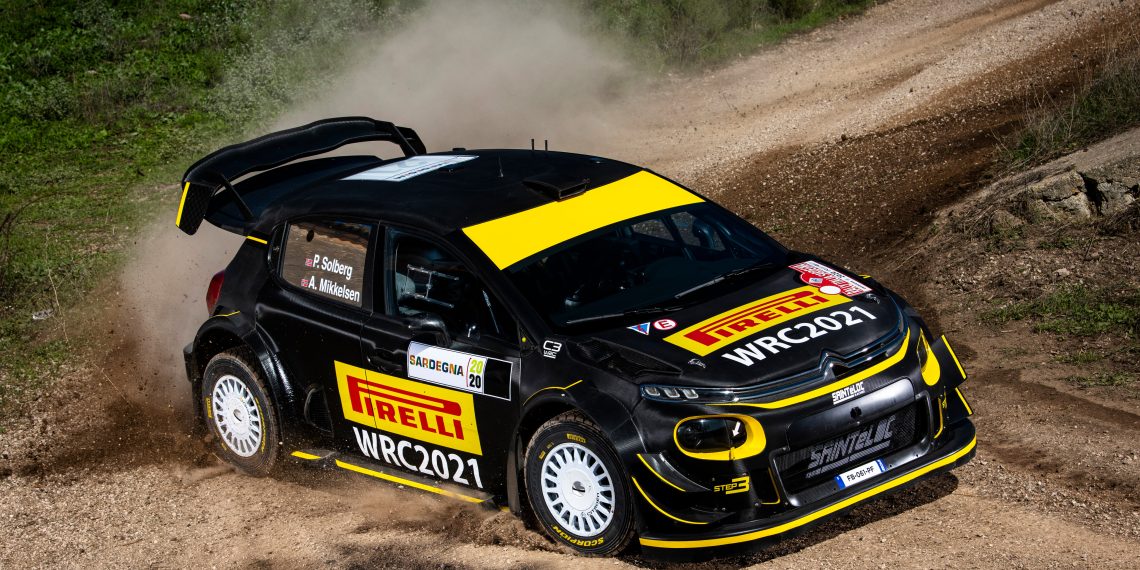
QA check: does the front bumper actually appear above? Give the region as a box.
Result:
[638,419,975,554]
[627,327,976,556]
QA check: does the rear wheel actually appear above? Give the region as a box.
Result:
[201,349,280,475]
[523,411,635,556]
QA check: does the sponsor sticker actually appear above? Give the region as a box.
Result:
[343,155,477,182]
[831,381,866,405]
[719,305,878,367]
[336,361,482,455]
[713,475,751,495]
[352,426,485,489]
[653,319,677,331]
[664,286,851,356]
[542,340,563,359]
[789,261,871,297]
[807,413,895,477]
[835,459,887,489]
[628,322,651,335]
[407,342,511,398]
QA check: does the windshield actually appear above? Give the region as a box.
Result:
[505,204,787,330]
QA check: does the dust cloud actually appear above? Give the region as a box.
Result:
[274,0,635,154]
[121,0,640,414]
[118,221,240,410]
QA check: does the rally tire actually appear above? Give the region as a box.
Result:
[524,411,635,556]
[201,349,280,476]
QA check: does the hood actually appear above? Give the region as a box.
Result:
[575,261,903,389]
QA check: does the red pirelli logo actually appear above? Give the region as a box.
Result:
[336,361,481,455]
[664,286,851,356]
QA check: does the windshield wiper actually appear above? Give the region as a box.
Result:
[672,262,774,300]
[563,305,683,326]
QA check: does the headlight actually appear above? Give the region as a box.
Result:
[673,415,765,460]
[676,417,747,451]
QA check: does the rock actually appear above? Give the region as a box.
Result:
[1054,268,1071,278]
[1053,192,1093,218]
[1082,157,1140,189]
[1093,181,1136,215]
[1028,171,1085,201]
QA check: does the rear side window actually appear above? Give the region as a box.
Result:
[280,220,372,308]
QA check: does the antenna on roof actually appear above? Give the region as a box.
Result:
[544,139,548,152]
[530,138,535,151]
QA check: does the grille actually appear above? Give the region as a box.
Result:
[775,405,919,494]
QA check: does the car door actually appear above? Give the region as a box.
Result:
[257,217,377,452]
[352,228,521,495]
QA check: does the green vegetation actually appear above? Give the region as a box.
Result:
[585,0,875,68]
[1055,350,1103,365]
[0,0,417,413]
[984,285,1140,337]
[1066,372,1136,390]
[1005,32,1140,167]
[0,0,883,416]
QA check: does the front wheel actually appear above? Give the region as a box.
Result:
[523,411,635,556]
[201,349,280,475]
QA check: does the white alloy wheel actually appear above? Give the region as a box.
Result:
[211,374,263,458]
[540,442,616,537]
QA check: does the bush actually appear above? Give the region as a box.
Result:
[1005,31,1140,167]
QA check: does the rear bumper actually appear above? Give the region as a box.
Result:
[638,418,975,555]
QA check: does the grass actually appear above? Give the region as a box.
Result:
[584,0,876,69]
[1004,30,1140,167]
[1055,350,1103,365]
[983,285,1140,337]
[0,0,417,415]
[1066,372,1136,390]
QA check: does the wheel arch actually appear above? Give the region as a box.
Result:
[188,317,300,436]
[509,383,644,518]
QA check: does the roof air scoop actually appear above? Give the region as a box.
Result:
[522,172,590,201]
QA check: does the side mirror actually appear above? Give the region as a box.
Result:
[409,313,451,347]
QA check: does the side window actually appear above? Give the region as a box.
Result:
[390,233,515,343]
[280,220,371,308]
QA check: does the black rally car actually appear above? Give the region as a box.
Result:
[177,117,975,557]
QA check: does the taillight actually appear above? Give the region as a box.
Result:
[206,271,225,315]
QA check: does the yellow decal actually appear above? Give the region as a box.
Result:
[566,433,586,443]
[632,477,707,525]
[715,330,911,410]
[246,235,268,244]
[175,181,190,226]
[665,286,851,356]
[640,436,977,549]
[673,414,766,461]
[335,459,484,503]
[463,171,703,269]
[921,333,940,386]
[335,361,482,455]
[551,525,604,547]
[713,475,751,495]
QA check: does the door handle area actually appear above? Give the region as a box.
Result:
[366,347,406,373]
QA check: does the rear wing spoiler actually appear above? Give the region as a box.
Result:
[175,117,426,235]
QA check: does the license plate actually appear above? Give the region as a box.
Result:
[834,458,887,489]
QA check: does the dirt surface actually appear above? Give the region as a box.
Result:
[4,0,1140,568]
